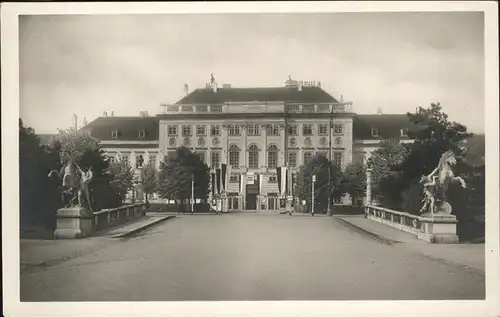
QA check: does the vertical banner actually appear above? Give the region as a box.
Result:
[285,169,289,196]
[280,166,287,196]
[211,172,216,198]
[221,163,227,192]
[239,174,244,192]
[276,166,282,194]
[216,168,222,194]
[258,174,262,193]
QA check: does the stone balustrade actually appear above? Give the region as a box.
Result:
[365,205,459,244]
[54,203,147,239]
[93,203,147,231]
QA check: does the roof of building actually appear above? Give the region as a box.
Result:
[175,86,339,104]
[81,116,159,141]
[353,114,416,140]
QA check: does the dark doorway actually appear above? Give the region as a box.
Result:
[246,194,257,210]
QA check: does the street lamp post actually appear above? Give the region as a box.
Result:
[312,174,316,216]
[191,173,194,215]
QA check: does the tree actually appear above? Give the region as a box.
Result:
[369,139,410,208]
[156,147,210,202]
[19,119,59,229]
[142,163,158,203]
[108,159,134,204]
[341,162,366,205]
[46,128,118,211]
[294,154,343,213]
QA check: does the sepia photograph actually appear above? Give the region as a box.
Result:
[2,2,499,317]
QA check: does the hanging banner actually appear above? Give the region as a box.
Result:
[280,166,287,196]
[276,166,282,194]
[221,163,227,192]
[285,168,289,196]
[211,173,216,197]
[239,174,244,192]
[216,168,222,194]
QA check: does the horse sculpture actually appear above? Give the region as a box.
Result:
[420,150,466,215]
[48,155,93,212]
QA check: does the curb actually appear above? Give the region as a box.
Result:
[334,216,399,245]
[110,216,176,239]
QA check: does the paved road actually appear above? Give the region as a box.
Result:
[20,213,485,301]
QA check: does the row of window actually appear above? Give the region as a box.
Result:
[111,129,147,139]
[167,123,345,137]
[169,147,343,169]
[107,153,157,167]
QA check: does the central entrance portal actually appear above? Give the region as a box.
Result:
[245,174,259,210]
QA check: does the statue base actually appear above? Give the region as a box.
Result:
[417,212,459,244]
[54,207,93,239]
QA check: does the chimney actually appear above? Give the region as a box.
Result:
[111,111,114,117]
[103,111,108,117]
[184,84,189,96]
[377,107,383,115]
[72,114,78,131]
[340,94,344,103]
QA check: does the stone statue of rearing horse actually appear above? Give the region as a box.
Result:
[48,156,93,212]
[420,150,466,216]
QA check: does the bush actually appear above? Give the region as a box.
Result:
[401,180,423,215]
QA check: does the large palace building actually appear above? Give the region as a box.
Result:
[82,77,414,210]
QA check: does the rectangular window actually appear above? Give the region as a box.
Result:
[267,124,280,136]
[302,104,315,112]
[228,125,241,136]
[318,104,330,112]
[210,105,222,112]
[149,155,156,167]
[167,126,177,136]
[111,130,118,139]
[333,152,343,166]
[211,151,221,168]
[196,125,206,136]
[247,124,260,136]
[288,152,297,168]
[371,127,379,137]
[121,155,130,166]
[333,123,344,135]
[196,105,208,112]
[288,125,298,136]
[288,104,300,112]
[210,125,221,136]
[303,151,313,165]
[229,174,239,183]
[229,150,239,168]
[138,129,146,139]
[269,175,277,183]
[167,105,179,112]
[181,105,193,112]
[248,151,259,169]
[268,151,278,169]
[182,125,192,137]
[318,124,328,136]
[302,124,313,136]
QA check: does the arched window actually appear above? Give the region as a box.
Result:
[248,144,259,169]
[267,144,279,169]
[229,144,240,168]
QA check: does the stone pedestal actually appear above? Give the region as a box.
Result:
[54,207,93,239]
[417,212,459,244]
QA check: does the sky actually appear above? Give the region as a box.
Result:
[19,12,485,134]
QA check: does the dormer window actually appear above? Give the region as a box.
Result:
[371,128,379,137]
[111,130,118,139]
[401,128,408,137]
[139,129,146,139]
